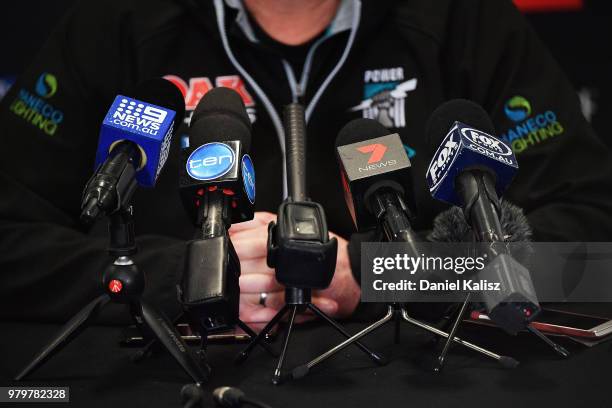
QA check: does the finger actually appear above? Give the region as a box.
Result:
[240,274,283,293]
[229,211,276,234]
[242,291,286,310]
[239,306,281,331]
[231,231,270,260]
[239,258,275,276]
[310,297,339,317]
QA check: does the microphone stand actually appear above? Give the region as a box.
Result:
[136,189,277,370]
[235,104,386,384]
[15,205,209,384]
[432,171,569,368]
[290,191,519,380]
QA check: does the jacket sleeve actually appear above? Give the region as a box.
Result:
[442,0,612,241]
[0,2,185,323]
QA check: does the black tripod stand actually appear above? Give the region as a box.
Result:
[434,292,570,371]
[236,286,385,384]
[290,302,518,380]
[15,207,209,384]
[290,189,521,379]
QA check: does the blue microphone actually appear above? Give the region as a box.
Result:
[425,99,539,334]
[426,106,518,208]
[94,78,185,187]
[81,78,185,223]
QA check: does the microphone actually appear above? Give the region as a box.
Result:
[179,87,255,227]
[181,383,206,408]
[212,386,273,408]
[267,103,337,289]
[335,118,419,250]
[425,99,539,334]
[178,87,255,329]
[81,78,185,223]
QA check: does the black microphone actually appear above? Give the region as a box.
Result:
[81,78,185,224]
[425,99,540,334]
[267,104,337,289]
[335,118,419,251]
[178,87,255,330]
[213,387,273,408]
[181,383,206,408]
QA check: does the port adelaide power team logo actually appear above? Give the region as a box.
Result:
[351,67,417,129]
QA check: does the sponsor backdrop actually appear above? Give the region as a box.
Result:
[0,1,610,146]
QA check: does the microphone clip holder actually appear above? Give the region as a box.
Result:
[268,200,337,290]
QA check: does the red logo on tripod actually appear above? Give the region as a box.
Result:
[357,144,387,163]
[108,279,123,293]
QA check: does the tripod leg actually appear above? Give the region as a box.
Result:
[433,293,471,372]
[235,305,289,364]
[292,305,394,380]
[307,303,386,365]
[394,308,401,344]
[138,301,210,384]
[15,294,111,381]
[527,325,570,358]
[401,309,519,368]
[236,320,278,357]
[272,305,298,385]
[133,311,185,362]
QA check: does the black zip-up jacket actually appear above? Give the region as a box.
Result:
[1,0,611,322]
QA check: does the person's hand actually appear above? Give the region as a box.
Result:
[314,232,361,318]
[230,212,360,329]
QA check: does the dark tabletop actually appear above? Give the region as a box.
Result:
[1,317,610,408]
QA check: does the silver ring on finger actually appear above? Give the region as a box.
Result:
[259,292,268,307]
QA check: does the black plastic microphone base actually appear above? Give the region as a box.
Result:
[291,303,517,380]
[235,288,386,385]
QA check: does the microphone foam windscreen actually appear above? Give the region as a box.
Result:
[425,99,496,159]
[428,201,533,243]
[132,77,186,124]
[189,87,252,151]
[336,118,390,147]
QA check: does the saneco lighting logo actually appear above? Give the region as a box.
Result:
[461,128,513,156]
[35,73,58,99]
[504,96,532,122]
[187,142,235,181]
[426,126,460,188]
[111,98,168,135]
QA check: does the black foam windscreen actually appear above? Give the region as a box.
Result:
[427,200,533,243]
[335,118,390,147]
[425,99,496,159]
[189,87,252,151]
[131,77,186,125]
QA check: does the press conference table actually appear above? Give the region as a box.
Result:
[1,319,610,408]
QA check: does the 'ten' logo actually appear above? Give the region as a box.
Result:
[357,143,387,164]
